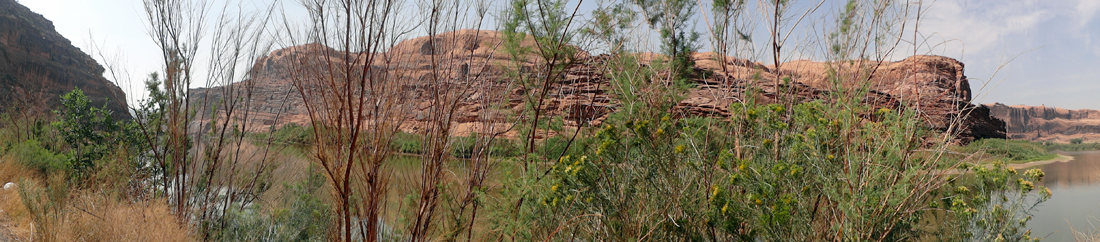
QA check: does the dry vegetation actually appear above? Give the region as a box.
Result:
[0,0,1062,241]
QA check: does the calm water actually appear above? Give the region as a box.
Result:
[1029,151,1100,241]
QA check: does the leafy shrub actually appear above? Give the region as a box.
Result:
[217,169,331,241]
[8,139,68,175]
[511,99,1049,241]
[452,134,521,158]
[255,123,314,146]
[52,88,125,178]
[391,132,423,154]
[1043,141,1100,151]
[960,139,1058,163]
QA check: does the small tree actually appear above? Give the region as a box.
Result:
[636,0,700,80]
[52,87,123,179]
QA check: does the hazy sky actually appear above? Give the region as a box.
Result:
[19,0,1100,109]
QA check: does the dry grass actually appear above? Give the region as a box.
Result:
[0,161,36,240]
[54,195,193,242]
[0,156,193,241]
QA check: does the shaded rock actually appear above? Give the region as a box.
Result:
[0,0,128,118]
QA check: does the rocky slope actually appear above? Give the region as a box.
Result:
[987,103,1100,143]
[0,0,128,118]
[193,29,1005,144]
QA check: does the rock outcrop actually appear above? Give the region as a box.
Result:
[0,0,128,118]
[194,30,1004,144]
[987,103,1100,143]
[682,53,1005,144]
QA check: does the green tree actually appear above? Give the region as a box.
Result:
[637,0,699,80]
[52,87,124,178]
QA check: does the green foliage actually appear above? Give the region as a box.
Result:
[507,96,1049,240]
[499,0,578,63]
[452,134,521,158]
[581,0,636,54]
[8,139,69,174]
[216,167,332,241]
[1071,138,1085,144]
[52,87,128,179]
[254,123,314,146]
[636,0,700,80]
[959,139,1058,164]
[391,132,423,154]
[934,162,1049,241]
[1042,141,1100,151]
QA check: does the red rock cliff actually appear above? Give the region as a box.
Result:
[193,30,1005,144]
[987,103,1100,143]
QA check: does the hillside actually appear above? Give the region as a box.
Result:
[0,0,128,118]
[191,29,1005,144]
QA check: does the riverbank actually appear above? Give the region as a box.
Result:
[1006,154,1075,169]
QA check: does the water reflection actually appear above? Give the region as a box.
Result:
[1038,151,1100,188]
[1029,151,1100,241]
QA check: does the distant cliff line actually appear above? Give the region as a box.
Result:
[988,103,1100,143]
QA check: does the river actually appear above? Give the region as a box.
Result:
[1028,151,1100,241]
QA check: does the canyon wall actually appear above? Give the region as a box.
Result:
[0,0,128,118]
[988,103,1100,143]
[192,30,1005,144]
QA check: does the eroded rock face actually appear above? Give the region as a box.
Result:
[681,53,1004,144]
[194,30,1004,144]
[0,0,128,118]
[987,103,1100,143]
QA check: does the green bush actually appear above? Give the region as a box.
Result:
[216,168,331,241]
[451,134,521,158]
[959,139,1058,164]
[1044,141,1100,151]
[8,139,69,175]
[52,88,125,178]
[505,98,1048,241]
[254,123,313,146]
[391,132,423,154]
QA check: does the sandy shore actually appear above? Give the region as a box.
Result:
[1007,154,1075,170]
[939,154,1075,175]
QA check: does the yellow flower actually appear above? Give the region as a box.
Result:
[551,184,560,192]
[755,199,762,205]
[826,154,835,160]
[721,202,730,214]
[1017,179,1034,191]
[955,186,970,193]
[675,145,686,154]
